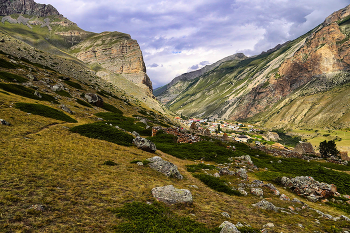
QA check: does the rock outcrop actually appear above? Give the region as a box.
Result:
[133,136,157,152]
[0,0,61,17]
[147,156,183,179]
[151,185,193,204]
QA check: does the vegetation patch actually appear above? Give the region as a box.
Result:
[103,160,118,166]
[186,164,217,173]
[15,103,77,123]
[0,58,17,69]
[193,174,242,196]
[112,202,220,233]
[101,103,123,114]
[0,83,58,103]
[64,80,83,90]
[70,122,134,146]
[76,99,92,108]
[0,71,28,83]
[55,90,72,98]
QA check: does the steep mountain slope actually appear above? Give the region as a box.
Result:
[155,53,247,104]
[164,5,350,129]
[0,0,159,111]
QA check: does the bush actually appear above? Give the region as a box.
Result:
[0,71,28,83]
[15,103,77,123]
[193,174,241,196]
[101,103,123,114]
[103,160,118,166]
[0,83,58,103]
[112,202,220,233]
[0,58,17,69]
[76,99,92,108]
[69,122,134,146]
[64,80,83,89]
[319,140,339,158]
[56,90,72,98]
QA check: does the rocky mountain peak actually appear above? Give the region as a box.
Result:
[0,0,61,17]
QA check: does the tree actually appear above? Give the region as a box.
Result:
[319,140,339,158]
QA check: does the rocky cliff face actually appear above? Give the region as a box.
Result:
[70,31,153,93]
[165,4,350,129]
[0,0,61,17]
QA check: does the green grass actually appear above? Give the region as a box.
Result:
[193,174,242,196]
[112,202,220,233]
[101,103,123,114]
[15,103,77,123]
[0,71,28,83]
[69,122,134,146]
[0,58,17,69]
[186,164,217,173]
[55,90,72,98]
[0,83,58,103]
[64,80,83,90]
[76,99,92,108]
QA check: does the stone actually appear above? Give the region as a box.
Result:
[147,156,183,179]
[279,194,290,201]
[151,185,192,204]
[132,131,140,137]
[27,73,37,81]
[84,93,104,107]
[34,90,42,98]
[0,119,10,126]
[263,183,280,196]
[60,105,73,114]
[252,199,279,212]
[236,168,248,179]
[251,188,264,197]
[29,204,45,212]
[263,223,274,228]
[340,215,350,221]
[136,162,143,166]
[214,173,220,178]
[219,221,241,233]
[291,198,303,204]
[133,136,157,153]
[251,180,264,187]
[219,167,235,176]
[51,83,64,92]
[221,212,230,218]
[238,188,248,196]
[188,185,198,189]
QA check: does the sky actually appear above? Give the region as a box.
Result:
[37,0,350,89]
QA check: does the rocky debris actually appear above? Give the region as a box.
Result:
[294,142,315,155]
[237,155,253,164]
[263,223,274,228]
[279,194,290,201]
[281,176,337,201]
[51,83,64,92]
[146,156,183,179]
[136,162,143,166]
[151,185,192,204]
[84,93,103,107]
[219,167,235,176]
[132,131,140,137]
[60,105,73,114]
[238,188,248,196]
[34,90,42,98]
[214,173,220,178]
[327,155,349,166]
[252,199,280,212]
[221,212,230,218]
[236,168,248,179]
[292,198,303,204]
[0,119,11,126]
[28,204,45,212]
[251,188,264,197]
[262,183,280,196]
[152,127,203,144]
[219,221,241,233]
[0,0,61,17]
[250,180,264,187]
[133,136,157,153]
[314,209,333,219]
[27,73,37,81]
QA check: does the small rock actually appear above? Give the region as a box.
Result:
[340,215,350,221]
[29,204,45,212]
[60,105,73,114]
[214,173,220,178]
[298,223,303,228]
[34,90,42,98]
[219,221,240,233]
[151,185,192,204]
[221,212,230,218]
[219,167,235,176]
[0,119,10,126]
[132,131,140,137]
[279,194,290,201]
[291,198,303,204]
[263,222,274,228]
[277,160,282,163]
[236,168,248,179]
[188,185,198,189]
[147,156,183,179]
[136,162,143,166]
[252,199,279,212]
[251,188,264,197]
[27,73,37,81]
[238,188,248,196]
[235,222,244,228]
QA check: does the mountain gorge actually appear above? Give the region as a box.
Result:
[156,5,350,129]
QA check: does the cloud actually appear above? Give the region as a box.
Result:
[148,63,159,68]
[190,64,199,70]
[37,0,350,88]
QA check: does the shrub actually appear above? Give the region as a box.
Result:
[319,140,339,158]
[56,90,72,98]
[112,202,219,233]
[64,80,83,90]
[15,103,77,123]
[0,83,58,103]
[0,71,28,83]
[76,99,92,108]
[69,122,134,146]
[101,103,123,114]
[193,174,241,196]
[103,160,118,166]
[0,58,17,69]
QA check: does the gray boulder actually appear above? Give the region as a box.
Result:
[0,119,10,126]
[147,156,183,179]
[219,167,235,176]
[251,188,264,197]
[132,131,140,137]
[151,185,192,204]
[236,168,248,179]
[51,83,64,92]
[60,105,73,114]
[219,221,241,233]
[85,93,104,107]
[27,73,37,81]
[133,136,157,153]
[252,200,280,212]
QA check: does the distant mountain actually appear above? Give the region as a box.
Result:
[159,4,350,129]
[155,53,247,104]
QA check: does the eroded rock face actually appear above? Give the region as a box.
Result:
[0,0,61,17]
[219,221,241,233]
[151,185,192,204]
[70,32,153,93]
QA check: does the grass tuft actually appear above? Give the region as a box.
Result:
[103,160,118,166]
[193,174,242,196]
[0,71,28,83]
[64,80,83,90]
[101,103,123,114]
[76,99,92,108]
[15,103,77,123]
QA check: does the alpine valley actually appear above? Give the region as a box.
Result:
[2,1,350,233]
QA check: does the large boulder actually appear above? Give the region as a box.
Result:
[219,221,241,233]
[84,93,104,107]
[252,200,280,212]
[151,185,192,204]
[133,136,157,152]
[147,156,183,179]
